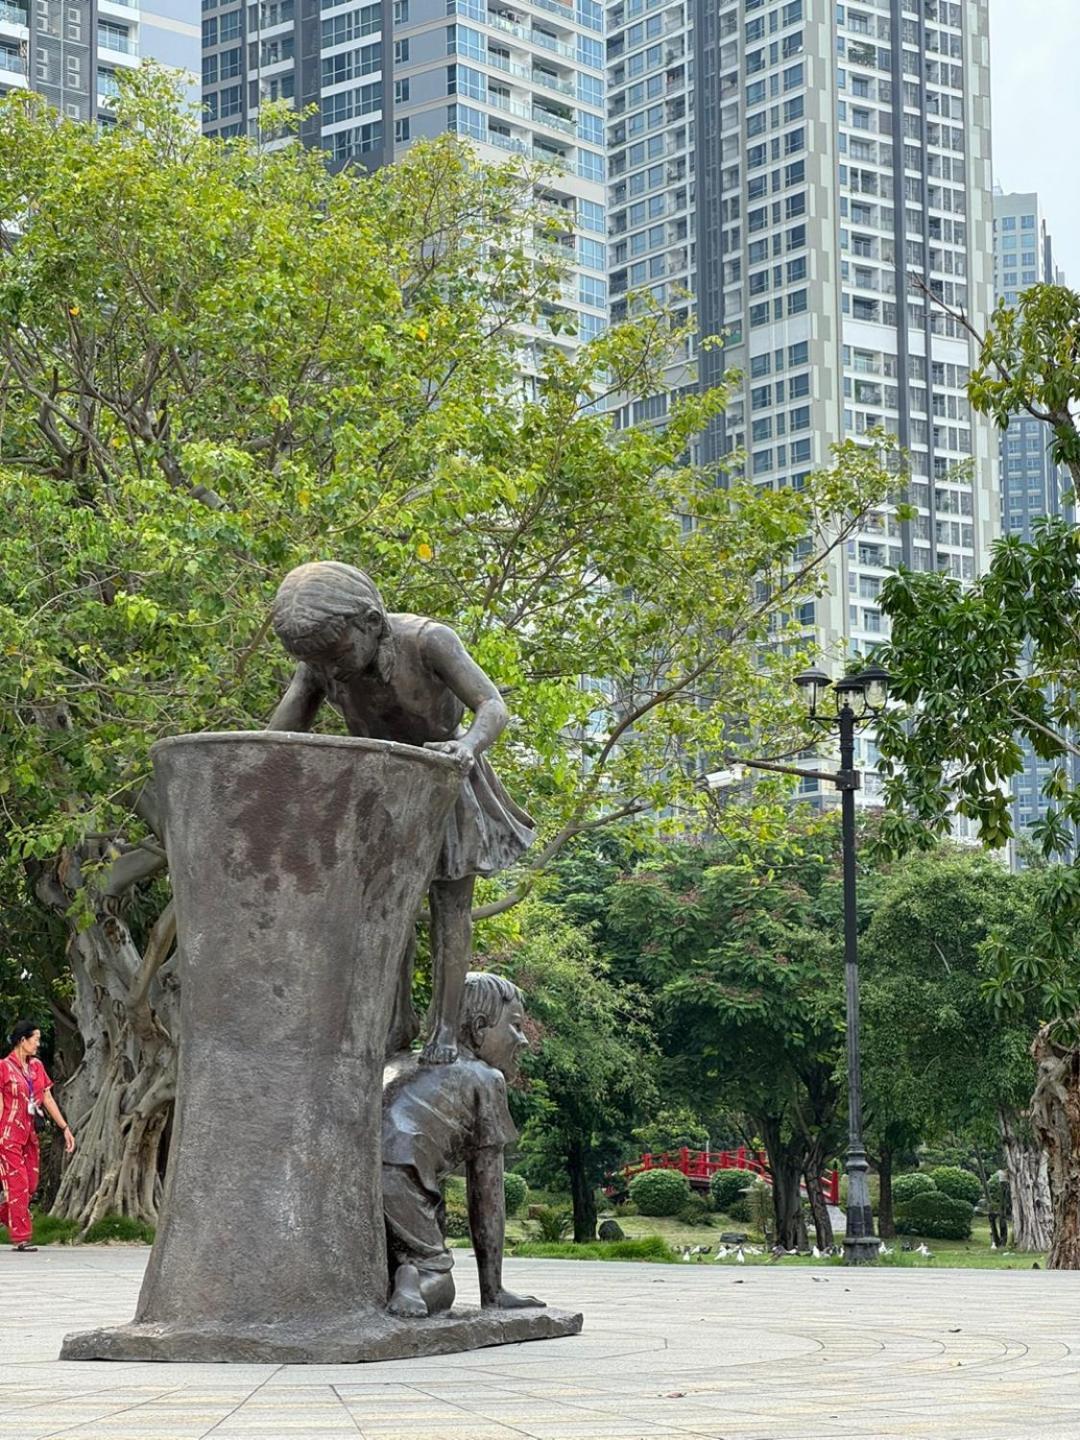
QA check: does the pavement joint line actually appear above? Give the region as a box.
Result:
[32,1385,189,1440]
[197,1366,284,1440]
[329,1384,367,1439]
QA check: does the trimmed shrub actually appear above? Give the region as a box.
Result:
[503,1172,529,1216]
[894,1190,973,1240]
[709,1169,752,1214]
[629,1167,691,1216]
[892,1172,937,1206]
[928,1166,982,1207]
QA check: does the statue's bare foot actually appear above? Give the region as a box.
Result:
[419,1029,458,1066]
[388,1264,428,1318]
[485,1288,545,1310]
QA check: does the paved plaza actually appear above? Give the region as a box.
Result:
[1,1247,1078,1440]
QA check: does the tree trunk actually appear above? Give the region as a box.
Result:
[566,1139,597,1243]
[997,1107,1051,1252]
[876,1146,895,1240]
[802,1148,834,1249]
[1031,1027,1080,1268]
[760,1118,807,1250]
[34,849,178,1230]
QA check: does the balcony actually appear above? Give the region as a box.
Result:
[533,105,574,136]
[0,1,28,26]
[98,29,137,54]
[0,47,26,73]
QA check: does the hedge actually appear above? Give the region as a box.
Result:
[629,1168,691,1216]
[891,1172,937,1206]
[894,1190,973,1240]
[709,1170,753,1213]
[928,1166,982,1207]
[504,1172,529,1216]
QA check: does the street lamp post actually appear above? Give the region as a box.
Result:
[793,662,889,1267]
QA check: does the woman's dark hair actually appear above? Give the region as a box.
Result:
[8,1020,40,1049]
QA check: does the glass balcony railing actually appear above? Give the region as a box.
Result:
[98,29,137,54]
[0,2,28,26]
[0,47,27,72]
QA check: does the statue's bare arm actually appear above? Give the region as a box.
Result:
[422,624,509,767]
[266,663,325,733]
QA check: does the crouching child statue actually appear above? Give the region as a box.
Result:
[382,972,543,1318]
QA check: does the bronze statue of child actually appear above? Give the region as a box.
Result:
[382,971,542,1317]
[268,561,535,1064]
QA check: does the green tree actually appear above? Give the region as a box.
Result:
[602,824,848,1249]
[875,281,1080,1266]
[0,74,892,1227]
[631,1107,709,1157]
[491,908,657,1242]
[861,849,1050,1249]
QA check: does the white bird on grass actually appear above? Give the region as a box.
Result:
[916,1243,932,1257]
[736,1246,746,1264]
[878,1242,893,1256]
[812,1245,822,1259]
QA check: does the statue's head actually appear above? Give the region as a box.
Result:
[271,561,396,683]
[459,972,528,1079]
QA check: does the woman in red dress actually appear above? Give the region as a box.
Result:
[0,1022,75,1251]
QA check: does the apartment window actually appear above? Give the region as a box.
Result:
[395,117,410,142]
[220,45,242,77]
[394,37,408,62]
[393,0,407,18]
[220,84,242,117]
[219,8,241,40]
[448,102,485,140]
[447,24,484,60]
[395,77,410,103]
[201,16,217,44]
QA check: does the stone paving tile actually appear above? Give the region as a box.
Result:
[4,1249,1080,1439]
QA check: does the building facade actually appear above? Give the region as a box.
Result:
[0,0,199,116]
[606,0,999,800]
[992,188,1075,852]
[200,0,608,349]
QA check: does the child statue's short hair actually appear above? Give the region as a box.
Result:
[271,561,396,682]
[459,972,522,1042]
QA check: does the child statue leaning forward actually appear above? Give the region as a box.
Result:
[268,561,535,1065]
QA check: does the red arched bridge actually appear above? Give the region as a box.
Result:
[621,1147,840,1206]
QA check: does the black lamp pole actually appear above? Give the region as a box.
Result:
[787,663,888,1266]
[834,693,878,1265]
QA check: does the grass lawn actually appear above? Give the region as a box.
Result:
[501,1211,1046,1270]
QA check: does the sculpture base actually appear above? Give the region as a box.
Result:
[60,1306,583,1365]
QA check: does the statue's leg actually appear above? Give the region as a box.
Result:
[385,926,420,1058]
[420,874,475,1066]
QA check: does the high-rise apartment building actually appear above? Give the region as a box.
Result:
[608,0,999,799]
[992,188,1075,850]
[0,0,199,117]
[200,0,608,349]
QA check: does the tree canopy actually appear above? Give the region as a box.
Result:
[0,71,894,1225]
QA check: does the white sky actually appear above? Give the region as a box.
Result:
[989,0,1080,281]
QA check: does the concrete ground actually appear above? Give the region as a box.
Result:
[2,1247,1078,1440]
